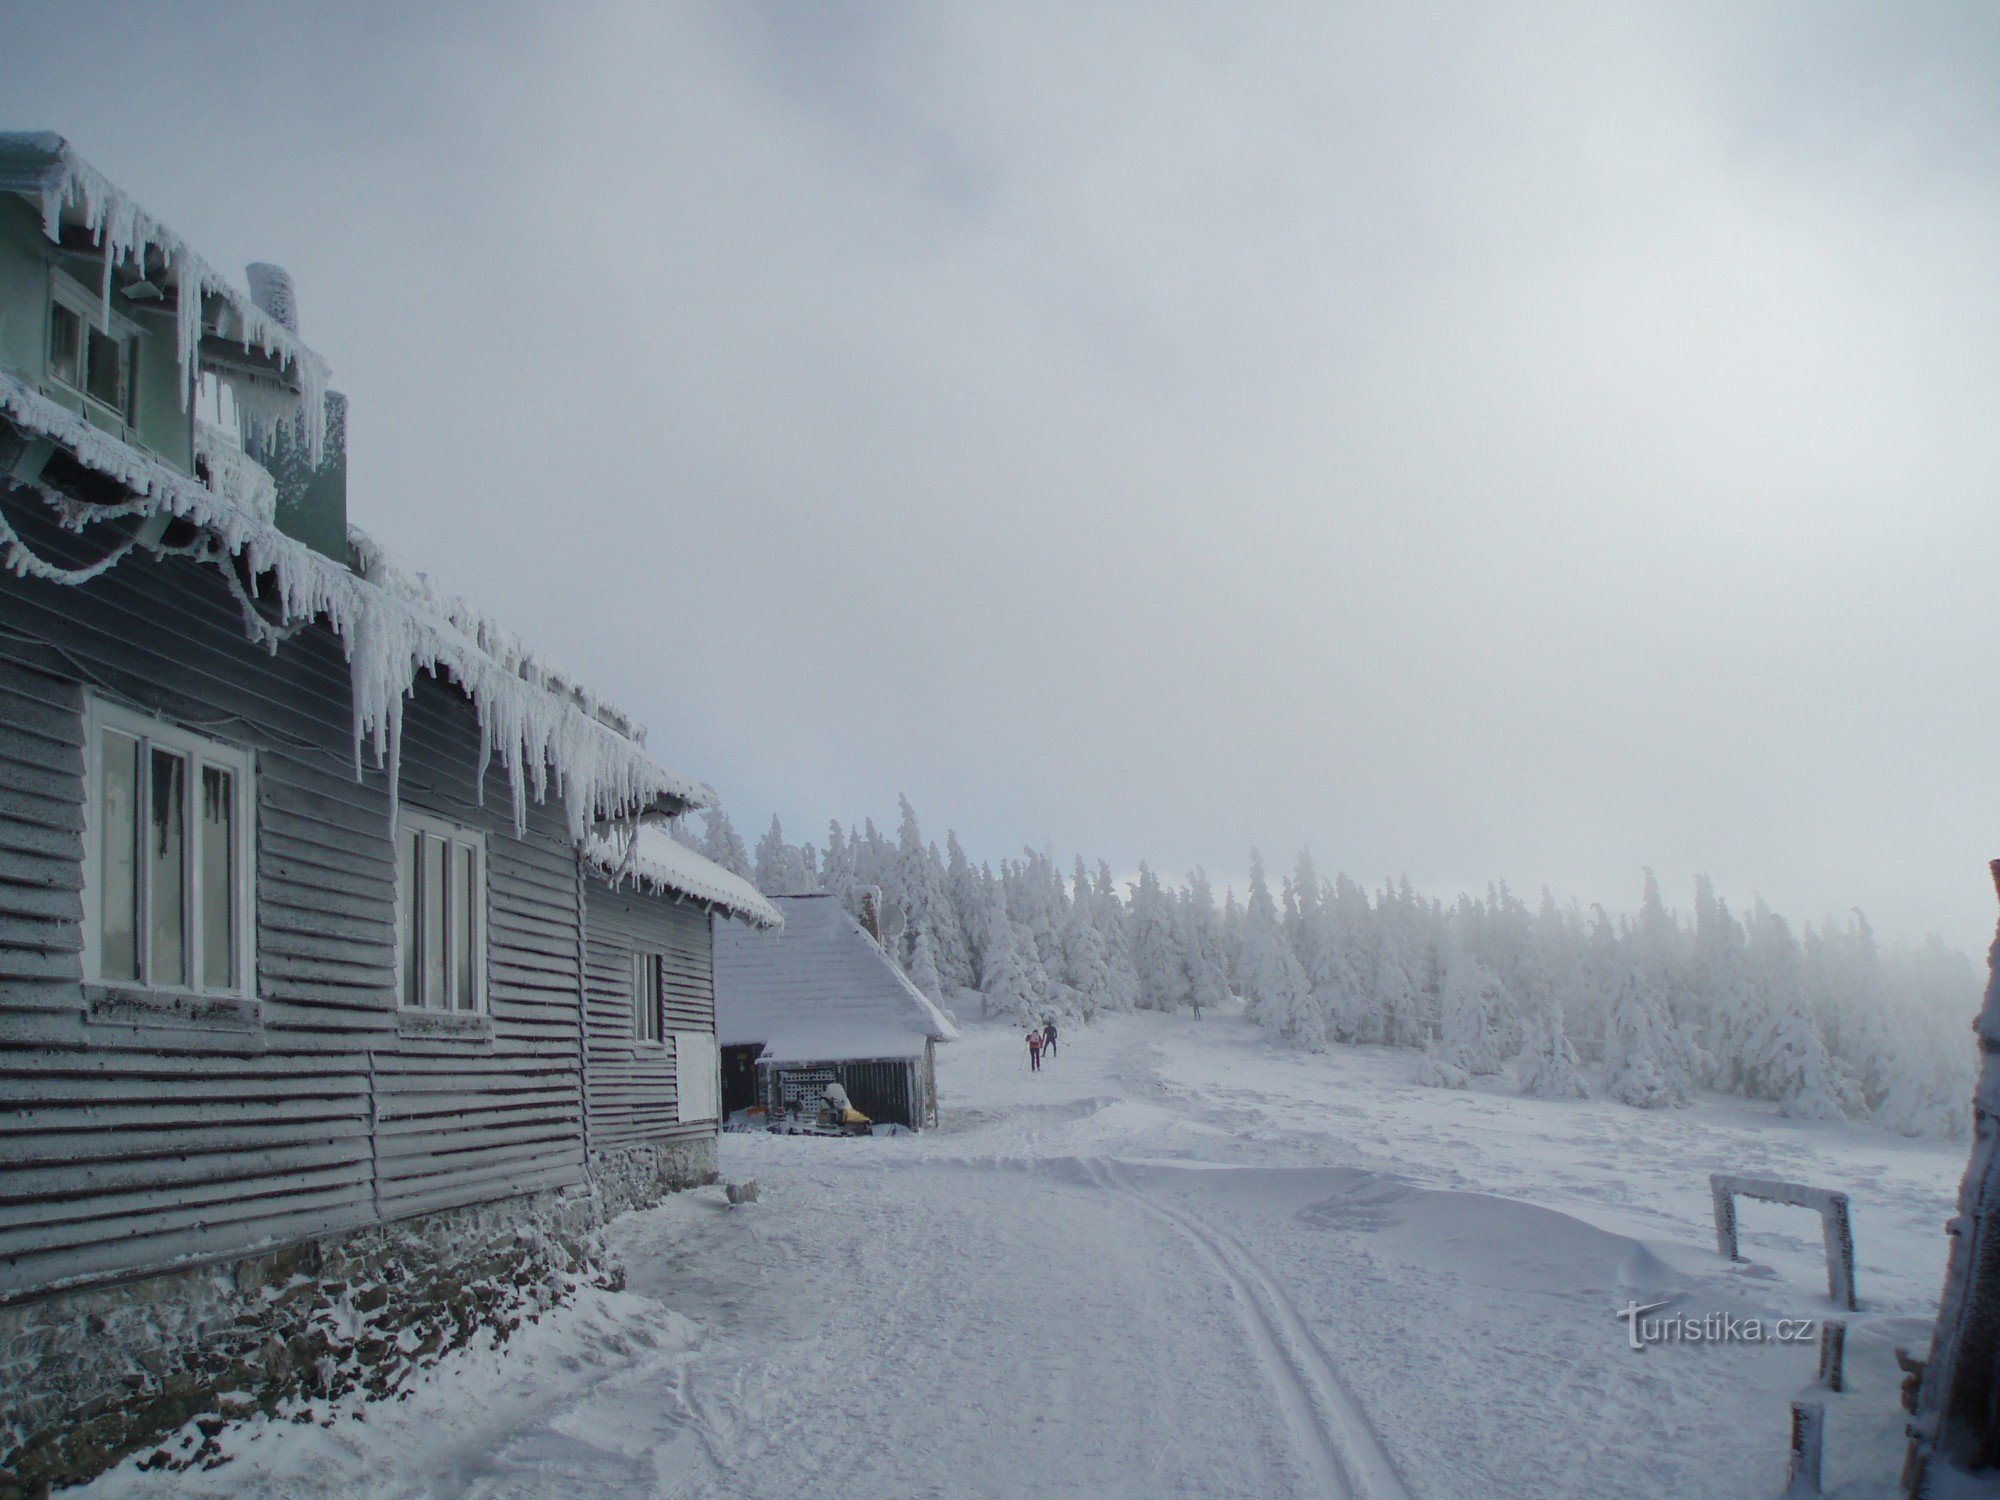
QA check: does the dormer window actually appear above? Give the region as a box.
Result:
[48,280,136,424]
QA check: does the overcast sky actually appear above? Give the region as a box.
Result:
[5,2,1998,951]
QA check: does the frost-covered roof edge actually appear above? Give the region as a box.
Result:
[0,133,332,464]
[780,895,959,1042]
[0,373,713,837]
[585,834,783,931]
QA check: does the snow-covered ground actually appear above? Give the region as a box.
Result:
[83,1009,1964,1498]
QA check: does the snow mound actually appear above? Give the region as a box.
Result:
[1302,1175,1682,1298]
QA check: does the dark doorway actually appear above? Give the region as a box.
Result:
[722,1044,764,1115]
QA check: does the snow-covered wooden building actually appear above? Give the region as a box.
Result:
[714,893,956,1130]
[0,134,778,1489]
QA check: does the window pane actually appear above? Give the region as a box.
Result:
[397,825,420,1005]
[49,304,81,387]
[200,767,235,991]
[453,842,477,1011]
[149,748,187,987]
[99,730,140,982]
[84,324,125,410]
[422,833,448,1009]
[634,955,660,1041]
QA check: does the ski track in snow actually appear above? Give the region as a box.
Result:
[1084,1157,1409,1500]
[77,1008,1963,1499]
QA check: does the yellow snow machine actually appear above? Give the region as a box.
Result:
[815,1081,872,1136]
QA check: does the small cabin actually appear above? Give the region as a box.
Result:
[714,893,956,1130]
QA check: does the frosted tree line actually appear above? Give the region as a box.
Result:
[682,799,1979,1140]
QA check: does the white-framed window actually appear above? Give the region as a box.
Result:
[674,1031,719,1123]
[82,698,255,997]
[49,277,138,425]
[394,812,486,1013]
[632,950,663,1042]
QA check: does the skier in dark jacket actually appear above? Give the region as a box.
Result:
[1042,1020,1058,1059]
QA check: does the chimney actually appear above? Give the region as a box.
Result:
[856,887,884,945]
[245,262,299,333]
[242,262,348,564]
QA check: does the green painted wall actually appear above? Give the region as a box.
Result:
[0,193,193,475]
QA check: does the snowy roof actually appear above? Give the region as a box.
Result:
[714,895,958,1062]
[586,827,783,931]
[0,373,712,837]
[0,133,331,462]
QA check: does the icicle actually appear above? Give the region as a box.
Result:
[174,247,201,415]
[3,371,709,836]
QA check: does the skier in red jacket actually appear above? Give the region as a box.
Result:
[1026,1028,1044,1072]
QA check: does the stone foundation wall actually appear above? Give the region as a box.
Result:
[0,1186,606,1496]
[590,1134,719,1220]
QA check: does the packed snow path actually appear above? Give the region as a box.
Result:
[84,1010,1962,1498]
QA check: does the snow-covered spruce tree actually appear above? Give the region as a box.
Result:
[1516,1008,1588,1099]
[820,820,857,909]
[1689,875,1752,1091]
[1432,946,1506,1076]
[982,906,1053,1025]
[1182,869,1232,1019]
[1592,907,1697,1109]
[700,808,754,881]
[1633,869,1708,1079]
[1514,889,1587,1099]
[1220,885,1246,993]
[906,927,945,1004]
[936,831,982,993]
[1129,863,1189,1012]
[1369,894,1425,1050]
[921,839,968,988]
[965,863,999,988]
[1319,873,1378,1042]
[891,796,944,958]
[1413,1045,1470,1089]
[1242,850,1324,1050]
[1876,1025,1967,1139]
[1741,899,1856,1121]
[1093,861,1143,1012]
[753,816,819,896]
[1061,888,1117,1022]
[1287,852,1343,1026]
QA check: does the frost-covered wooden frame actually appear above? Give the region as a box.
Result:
[1710,1172,1858,1310]
[47,271,140,428]
[392,810,488,1015]
[631,949,664,1044]
[80,695,257,1001]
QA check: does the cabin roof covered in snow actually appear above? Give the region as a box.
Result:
[714,894,958,1062]
[586,827,784,931]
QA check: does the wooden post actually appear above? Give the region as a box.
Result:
[1824,1196,1857,1311]
[1818,1320,1846,1393]
[1788,1401,1824,1496]
[1713,1175,1740,1260]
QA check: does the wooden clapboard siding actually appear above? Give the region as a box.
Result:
[581,880,715,1152]
[0,658,84,1042]
[0,494,592,1298]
